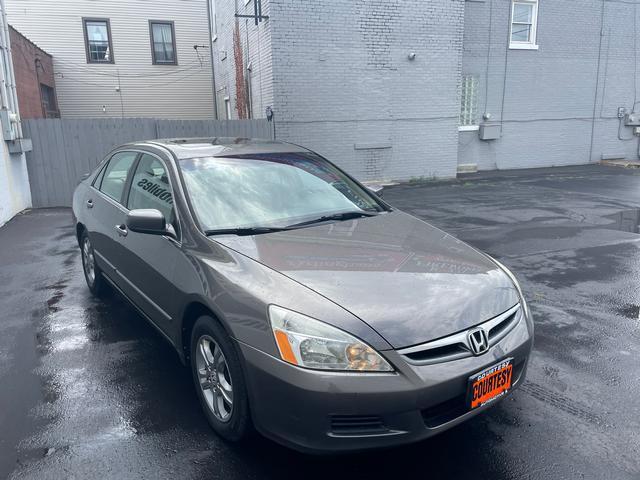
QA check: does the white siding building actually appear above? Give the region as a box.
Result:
[6,0,215,119]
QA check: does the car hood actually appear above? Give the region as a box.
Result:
[214,210,519,349]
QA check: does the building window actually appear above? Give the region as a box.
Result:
[83,18,114,63]
[510,1,539,50]
[39,84,59,118]
[459,75,479,131]
[149,21,177,65]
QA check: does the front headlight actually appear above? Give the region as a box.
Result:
[268,305,393,372]
[492,258,531,319]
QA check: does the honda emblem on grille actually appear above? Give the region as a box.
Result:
[467,328,489,355]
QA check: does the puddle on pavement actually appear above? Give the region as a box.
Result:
[46,291,64,312]
[614,303,640,319]
[604,209,640,233]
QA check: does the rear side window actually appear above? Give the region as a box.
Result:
[99,151,137,203]
[127,153,174,222]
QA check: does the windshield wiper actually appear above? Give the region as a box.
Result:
[286,210,378,228]
[204,226,290,236]
[205,211,379,236]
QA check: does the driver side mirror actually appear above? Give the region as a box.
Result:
[126,209,176,238]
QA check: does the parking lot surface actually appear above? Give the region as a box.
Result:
[1,164,639,479]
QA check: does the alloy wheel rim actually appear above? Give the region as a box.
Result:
[82,238,95,285]
[195,335,233,422]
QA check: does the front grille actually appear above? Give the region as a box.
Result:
[487,310,519,344]
[403,342,468,364]
[398,304,522,365]
[329,415,388,436]
[421,358,527,428]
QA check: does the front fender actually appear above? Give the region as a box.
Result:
[175,244,393,364]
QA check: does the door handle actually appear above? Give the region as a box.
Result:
[114,224,128,237]
[86,199,94,209]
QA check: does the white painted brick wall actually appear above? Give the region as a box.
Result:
[270,0,465,180]
[213,0,640,178]
[213,0,464,181]
[460,0,640,170]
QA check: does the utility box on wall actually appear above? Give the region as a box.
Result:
[0,110,16,141]
[7,138,32,153]
[479,123,501,141]
[624,113,640,126]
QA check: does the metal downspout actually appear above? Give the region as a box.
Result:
[0,0,22,138]
[206,0,219,119]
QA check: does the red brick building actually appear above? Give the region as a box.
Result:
[10,25,59,119]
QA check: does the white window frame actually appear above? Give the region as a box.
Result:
[509,0,539,50]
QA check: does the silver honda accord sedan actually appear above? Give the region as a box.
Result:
[72,138,533,453]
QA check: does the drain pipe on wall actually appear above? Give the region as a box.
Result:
[0,0,22,139]
[588,0,605,164]
[206,0,219,119]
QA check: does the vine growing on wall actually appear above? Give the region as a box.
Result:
[233,20,248,119]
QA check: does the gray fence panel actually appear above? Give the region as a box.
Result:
[23,118,273,207]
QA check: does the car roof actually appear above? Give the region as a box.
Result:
[133,137,311,160]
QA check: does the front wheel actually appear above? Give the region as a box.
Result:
[190,316,251,442]
[80,230,107,296]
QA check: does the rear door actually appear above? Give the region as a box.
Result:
[84,151,138,280]
[113,152,182,335]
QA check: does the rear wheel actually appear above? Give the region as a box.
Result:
[80,230,106,296]
[190,315,251,442]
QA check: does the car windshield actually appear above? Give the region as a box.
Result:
[179,151,386,231]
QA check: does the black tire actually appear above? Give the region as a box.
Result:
[79,229,107,296]
[190,315,251,442]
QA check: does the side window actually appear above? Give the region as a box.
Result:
[127,154,174,223]
[99,151,137,203]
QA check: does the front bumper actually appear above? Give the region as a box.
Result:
[238,314,533,454]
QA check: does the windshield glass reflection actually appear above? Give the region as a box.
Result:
[180,152,384,231]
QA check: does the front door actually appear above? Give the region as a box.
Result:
[113,152,182,335]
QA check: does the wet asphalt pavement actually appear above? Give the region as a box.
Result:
[1,164,639,480]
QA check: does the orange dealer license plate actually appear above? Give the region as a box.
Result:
[467,358,513,409]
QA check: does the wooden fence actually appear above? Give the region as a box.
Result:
[22,118,274,207]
